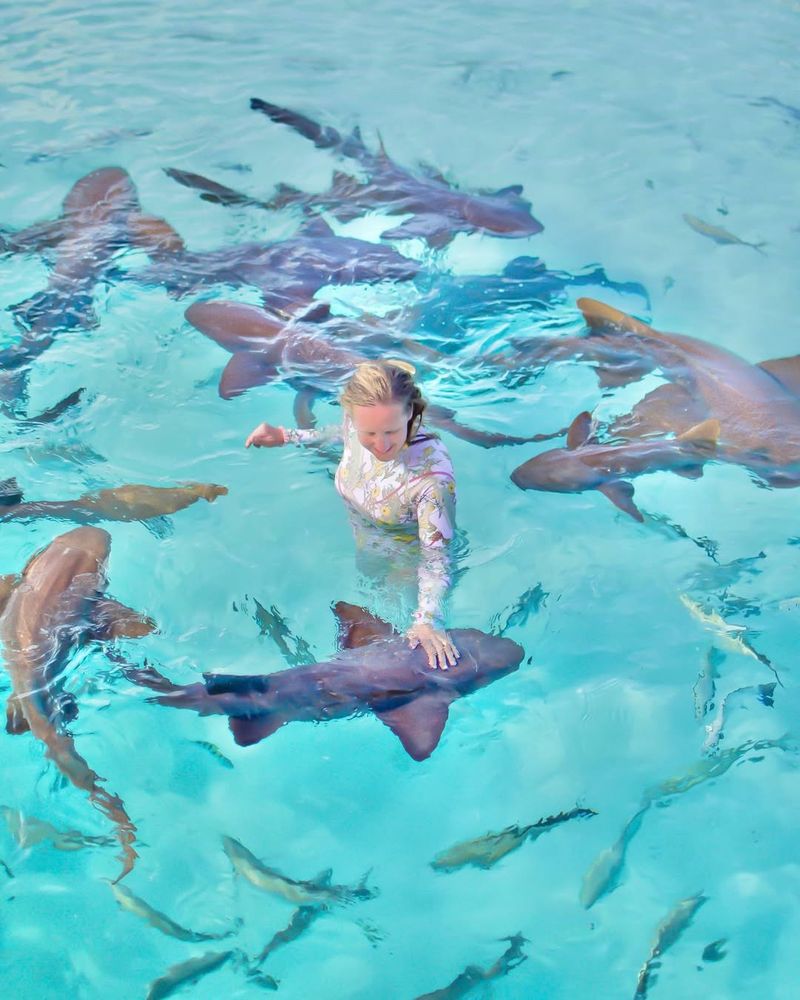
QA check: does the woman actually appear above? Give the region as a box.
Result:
[245,359,459,670]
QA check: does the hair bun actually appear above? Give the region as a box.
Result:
[384,358,416,376]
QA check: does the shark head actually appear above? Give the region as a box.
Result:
[62,167,141,222]
[511,447,601,493]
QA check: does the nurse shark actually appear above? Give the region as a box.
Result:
[167,97,544,248]
[510,298,800,515]
[0,526,156,881]
[185,299,560,449]
[130,215,420,309]
[121,602,524,762]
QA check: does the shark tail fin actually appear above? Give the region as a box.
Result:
[576,298,652,338]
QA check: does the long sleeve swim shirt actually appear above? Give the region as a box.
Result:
[285,415,456,628]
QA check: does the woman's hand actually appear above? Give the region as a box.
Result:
[245,422,286,448]
[407,623,460,670]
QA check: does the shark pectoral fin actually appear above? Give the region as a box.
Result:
[6,695,30,735]
[297,216,335,239]
[0,478,23,506]
[332,602,398,650]
[758,355,800,397]
[597,480,644,522]
[373,694,454,762]
[219,354,279,400]
[566,411,593,449]
[313,867,333,886]
[228,714,284,747]
[673,466,704,479]
[380,215,455,247]
[89,598,157,640]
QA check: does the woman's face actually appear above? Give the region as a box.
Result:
[351,402,410,462]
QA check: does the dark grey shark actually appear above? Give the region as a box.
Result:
[123,603,524,761]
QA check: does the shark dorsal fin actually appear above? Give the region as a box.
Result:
[677,418,720,449]
[380,214,455,247]
[332,602,397,650]
[597,480,643,521]
[298,216,335,239]
[566,411,593,449]
[758,356,800,397]
[0,478,23,507]
[492,184,524,198]
[373,693,454,761]
[577,298,652,338]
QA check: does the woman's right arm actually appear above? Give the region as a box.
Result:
[245,422,343,448]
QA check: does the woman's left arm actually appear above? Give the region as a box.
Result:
[407,477,460,670]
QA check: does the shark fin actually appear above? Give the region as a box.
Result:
[332,602,397,650]
[757,355,800,397]
[296,301,332,323]
[89,598,157,640]
[597,480,643,521]
[219,353,279,400]
[577,298,652,338]
[502,256,546,278]
[380,214,455,247]
[297,216,335,239]
[0,478,23,506]
[0,573,19,613]
[566,411,593,449]
[492,184,524,198]
[677,418,720,452]
[5,695,30,735]
[673,466,705,479]
[229,714,285,747]
[23,389,85,425]
[594,363,651,389]
[373,694,453,761]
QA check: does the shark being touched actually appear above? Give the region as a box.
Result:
[122,602,524,761]
[0,526,156,880]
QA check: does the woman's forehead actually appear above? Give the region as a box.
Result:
[351,402,410,431]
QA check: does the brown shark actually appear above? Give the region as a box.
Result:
[510,410,721,520]
[121,602,524,761]
[186,299,555,448]
[0,526,156,880]
[0,480,227,525]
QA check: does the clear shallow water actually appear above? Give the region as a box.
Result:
[1,1,799,997]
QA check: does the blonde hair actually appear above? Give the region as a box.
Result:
[341,359,427,444]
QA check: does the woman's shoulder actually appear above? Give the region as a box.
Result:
[406,429,454,476]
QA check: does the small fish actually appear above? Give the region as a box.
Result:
[109,881,238,943]
[702,682,775,753]
[222,835,377,907]
[693,646,724,719]
[253,905,321,966]
[682,214,766,253]
[250,597,316,665]
[489,584,549,636]
[190,740,234,769]
[701,938,728,962]
[0,805,115,852]
[634,893,707,999]
[683,551,765,591]
[750,95,800,124]
[415,933,527,1000]
[678,595,778,681]
[580,805,649,909]
[432,807,596,872]
[145,950,236,1000]
[245,967,279,990]
[1,859,13,879]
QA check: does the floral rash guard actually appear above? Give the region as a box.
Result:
[284,414,456,628]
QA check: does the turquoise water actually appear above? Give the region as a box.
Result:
[1,0,799,996]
